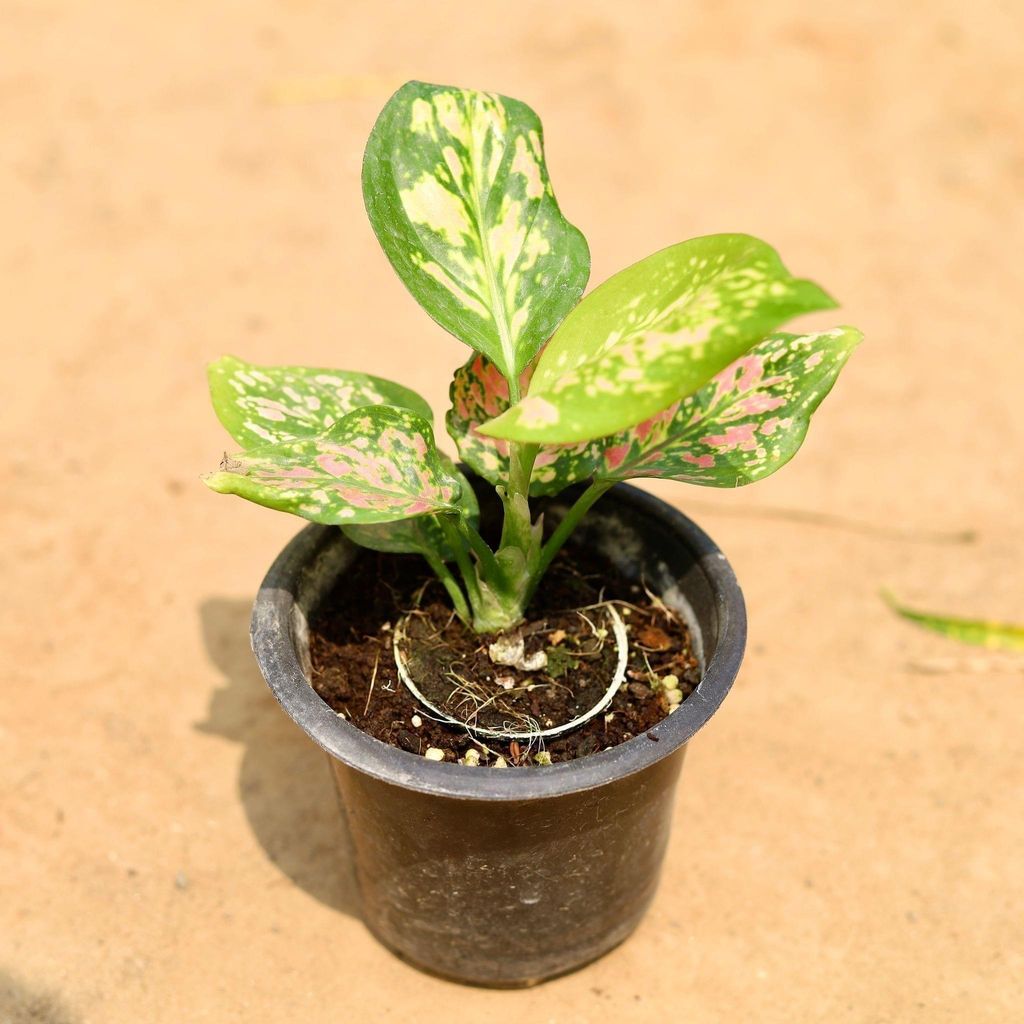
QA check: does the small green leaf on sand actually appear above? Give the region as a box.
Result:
[883,591,1024,652]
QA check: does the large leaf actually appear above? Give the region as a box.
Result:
[203,406,462,525]
[448,330,858,494]
[342,458,479,561]
[208,354,432,450]
[481,234,836,443]
[883,593,1024,652]
[588,327,862,486]
[362,80,590,379]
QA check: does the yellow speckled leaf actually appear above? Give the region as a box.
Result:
[363,81,590,379]
[207,355,432,450]
[482,234,837,443]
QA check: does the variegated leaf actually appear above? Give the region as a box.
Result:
[342,458,479,560]
[203,406,461,525]
[446,354,594,496]
[883,593,1024,652]
[363,80,590,379]
[446,353,514,484]
[208,354,432,450]
[449,330,859,493]
[588,328,862,486]
[444,354,526,486]
[481,234,836,443]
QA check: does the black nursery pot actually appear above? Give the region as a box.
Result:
[251,483,746,987]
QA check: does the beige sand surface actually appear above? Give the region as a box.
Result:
[3,2,1022,1020]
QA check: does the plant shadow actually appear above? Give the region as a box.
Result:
[0,968,79,1024]
[196,597,362,919]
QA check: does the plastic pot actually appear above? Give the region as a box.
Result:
[250,482,746,986]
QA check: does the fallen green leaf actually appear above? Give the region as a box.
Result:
[883,591,1024,652]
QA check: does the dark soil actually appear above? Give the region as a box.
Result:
[309,545,701,766]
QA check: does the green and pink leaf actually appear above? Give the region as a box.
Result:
[446,354,521,483]
[342,457,479,561]
[590,327,862,487]
[204,406,461,525]
[446,354,599,495]
[208,355,432,450]
[448,327,859,493]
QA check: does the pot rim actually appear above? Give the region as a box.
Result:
[250,483,746,802]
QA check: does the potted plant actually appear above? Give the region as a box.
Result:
[204,80,860,986]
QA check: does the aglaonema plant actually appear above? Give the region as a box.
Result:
[205,81,862,633]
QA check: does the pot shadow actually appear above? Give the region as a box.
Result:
[196,597,362,919]
[0,967,79,1024]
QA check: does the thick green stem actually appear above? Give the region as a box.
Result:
[499,441,538,552]
[498,368,538,555]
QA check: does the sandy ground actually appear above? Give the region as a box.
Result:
[3,1,1023,1021]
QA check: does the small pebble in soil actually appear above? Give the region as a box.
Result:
[493,756,508,768]
[534,751,552,765]
[662,674,680,691]
[396,730,420,753]
[424,747,445,761]
[411,714,422,727]
[461,749,481,766]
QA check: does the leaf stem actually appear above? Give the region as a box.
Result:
[422,550,472,624]
[532,480,613,587]
[456,515,503,580]
[439,516,483,609]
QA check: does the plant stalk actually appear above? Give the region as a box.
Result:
[530,480,614,593]
[455,516,503,580]
[439,516,483,610]
[422,549,471,624]
[497,369,538,556]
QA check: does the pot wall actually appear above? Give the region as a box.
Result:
[251,483,746,986]
[332,749,685,985]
